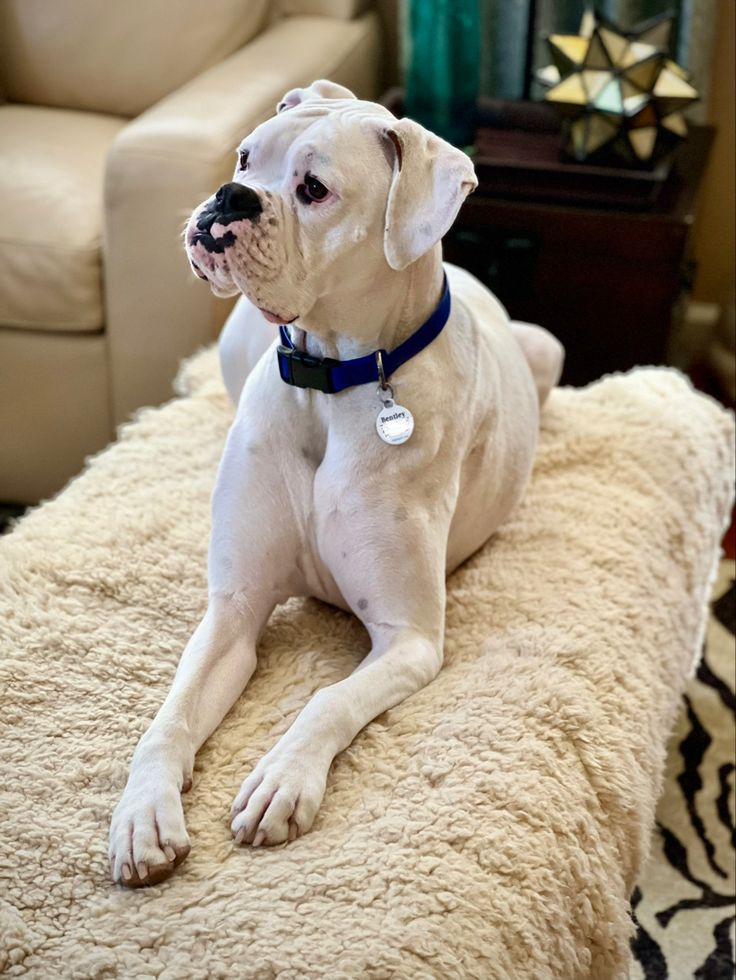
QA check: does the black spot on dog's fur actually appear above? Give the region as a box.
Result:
[357,598,368,611]
[192,230,237,254]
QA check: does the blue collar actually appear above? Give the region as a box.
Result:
[276,274,451,394]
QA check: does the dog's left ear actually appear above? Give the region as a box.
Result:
[277,79,357,114]
[380,119,478,271]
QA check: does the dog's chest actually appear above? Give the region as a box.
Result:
[275,386,444,602]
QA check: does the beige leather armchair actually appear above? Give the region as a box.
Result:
[0,0,382,504]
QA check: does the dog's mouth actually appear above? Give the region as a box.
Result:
[187,209,297,322]
[259,308,297,324]
[189,253,296,322]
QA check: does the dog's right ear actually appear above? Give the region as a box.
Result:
[276,79,357,114]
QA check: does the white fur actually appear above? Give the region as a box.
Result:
[109,81,564,887]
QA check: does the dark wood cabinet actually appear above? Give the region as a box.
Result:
[442,106,713,385]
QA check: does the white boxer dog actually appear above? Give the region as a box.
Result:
[108,80,563,887]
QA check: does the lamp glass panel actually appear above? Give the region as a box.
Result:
[550,35,589,67]
[653,68,697,100]
[625,57,662,92]
[621,77,644,99]
[548,72,588,105]
[570,117,588,156]
[664,59,689,80]
[586,113,618,152]
[629,126,658,159]
[585,32,611,69]
[621,41,658,67]
[578,11,596,38]
[582,69,612,100]
[538,64,561,86]
[657,97,695,115]
[631,103,658,128]
[599,27,629,65]
[623,92,650,116]
[594,78,623,114]
[661,111,688,136]
[638,19,672,51]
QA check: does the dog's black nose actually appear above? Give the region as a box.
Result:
[215,182,262,220]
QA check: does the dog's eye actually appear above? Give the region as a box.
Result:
[238,149,249,171]
[303,174,329,202]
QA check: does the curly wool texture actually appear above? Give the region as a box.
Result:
[0,349,733,979]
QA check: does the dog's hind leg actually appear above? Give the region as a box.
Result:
[510,321,565,408]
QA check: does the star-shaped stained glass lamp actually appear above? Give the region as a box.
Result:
[538,10,698,166]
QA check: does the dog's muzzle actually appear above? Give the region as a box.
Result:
[192,183,263,254]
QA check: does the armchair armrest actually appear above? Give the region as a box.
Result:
[104,12,380,424]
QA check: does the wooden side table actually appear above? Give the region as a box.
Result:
[385,94,714,385]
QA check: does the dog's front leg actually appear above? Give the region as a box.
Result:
[108,591,273,886]
[231,507,448,848]
[109,397,304,887]
[230,624,443,848]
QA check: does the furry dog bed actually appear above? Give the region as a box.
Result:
[0,348,733,979]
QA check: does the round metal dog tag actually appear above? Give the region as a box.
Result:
[376,399,414,445]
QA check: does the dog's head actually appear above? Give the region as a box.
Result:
[184,79,477,323]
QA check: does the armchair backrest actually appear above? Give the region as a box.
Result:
[0,0,272,117]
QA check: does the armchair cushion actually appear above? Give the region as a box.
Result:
[283,0,372,18]
[0,105,125,332]
[0,0,271,118]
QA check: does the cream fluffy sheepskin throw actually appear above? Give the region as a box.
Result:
[1,349,733,979]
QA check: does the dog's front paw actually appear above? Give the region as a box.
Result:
[230,746,328,847]
[109,771,191,887]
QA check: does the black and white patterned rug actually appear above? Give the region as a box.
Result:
[631,560,735,979]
